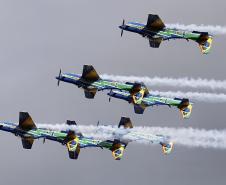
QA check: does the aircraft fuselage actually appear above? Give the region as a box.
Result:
[56,73,135,91]
[119,22,202,41]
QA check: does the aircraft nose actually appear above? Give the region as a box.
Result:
[119,25,126,30]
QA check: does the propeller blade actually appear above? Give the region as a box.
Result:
[121,30,123,37]
[57,69,61,86]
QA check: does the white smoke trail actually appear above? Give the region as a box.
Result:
[134,127,226,149]
[166,23,226,35]
[101,74,226,91]
[151,90,226,103]
[37,124,226,150]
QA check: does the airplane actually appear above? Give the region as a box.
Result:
[119,14,213,54]
[56,65,152,99]
[0,112,174,160]
[108,87,193,118]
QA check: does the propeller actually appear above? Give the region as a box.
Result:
[120,19,125,37]
[57,69,62,86]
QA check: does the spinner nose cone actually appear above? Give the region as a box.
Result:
[119,25,127,30]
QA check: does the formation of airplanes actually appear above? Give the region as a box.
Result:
[0,112,173,160]
[1,13,214,160]
[56,65,193,118]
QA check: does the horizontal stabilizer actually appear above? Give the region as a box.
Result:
[149,38,162,48]
[134,104,146,114]
[146,14,165,31]
[81,65,100,82]
[118,117,133,129]
[21,137,34,149]
[19,112,37,131]
[66,120,77,126]
[84,89,97,99]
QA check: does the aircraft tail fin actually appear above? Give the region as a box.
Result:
[81,65,100,82]
[177,99,193,119]
[194,31,213,54]
[111,140,126,160]
[130,83,149,104]
[64,130,81,159]
[161,142,174,155]
[146,14,165,31]
[19,112,37,131]
[118,117,133,129]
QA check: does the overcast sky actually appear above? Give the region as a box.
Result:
[0,1,225,185]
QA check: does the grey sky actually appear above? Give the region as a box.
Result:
[0,0,225,185]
